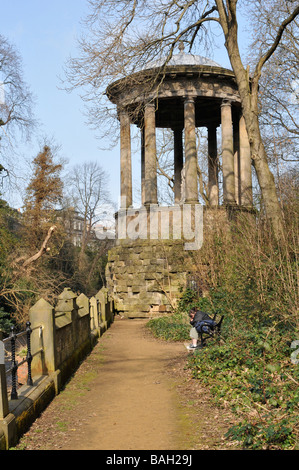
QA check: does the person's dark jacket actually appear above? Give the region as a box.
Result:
[190,310,211,326]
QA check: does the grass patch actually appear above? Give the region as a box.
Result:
[56,421,69,433]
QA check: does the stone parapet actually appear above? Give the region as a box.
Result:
[0,287,114,449]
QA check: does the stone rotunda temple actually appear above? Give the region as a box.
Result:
[105,47,254,318]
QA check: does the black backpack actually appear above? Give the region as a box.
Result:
[194,318,217,335]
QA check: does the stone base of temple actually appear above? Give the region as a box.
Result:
[105,239,189,318]
[105,205,255,318]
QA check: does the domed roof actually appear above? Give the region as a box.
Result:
[143,44,222,70]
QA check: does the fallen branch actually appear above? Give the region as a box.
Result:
[22,225,56,267]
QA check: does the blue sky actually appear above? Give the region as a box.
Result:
[1,0,122,207]
[0,1,244,208]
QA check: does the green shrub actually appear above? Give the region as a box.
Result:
[147,311,190,342]
[0,307,14,335]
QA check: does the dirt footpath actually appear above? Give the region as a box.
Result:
[15,318,238,451]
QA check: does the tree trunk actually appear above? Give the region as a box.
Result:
[247,115,285,240]
[216,1,285,240]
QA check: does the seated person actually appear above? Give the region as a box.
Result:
[188,307,213,350]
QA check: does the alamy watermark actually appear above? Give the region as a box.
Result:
[0,339,4,365]
[95,199,203,251]
[291,340,299,365]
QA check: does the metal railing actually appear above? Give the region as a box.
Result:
[3,322,42,400]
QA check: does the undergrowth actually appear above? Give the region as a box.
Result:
[192,291,298,450]
[147,185,298,449]
[147,287,299,450]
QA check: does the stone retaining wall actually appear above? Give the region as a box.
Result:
[106,239,188,317]
[0,287,114,450]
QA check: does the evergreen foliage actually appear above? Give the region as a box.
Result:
[23,145,63,249]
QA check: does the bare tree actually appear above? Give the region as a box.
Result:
[0,35,35,158]
[249,6,299,166]
[67,161,112,270]
[65,0,299,240]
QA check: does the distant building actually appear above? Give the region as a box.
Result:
[55,208,85,246]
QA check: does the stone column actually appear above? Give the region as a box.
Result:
[144,102,158,205]
[173,127,183,203]
[184,97,198,204]
[119,110,132,208]
[233,119,241,205]
[141,126,145,205]
[239,115,253,207]
[221,100,235,204]
[207,125,219,206]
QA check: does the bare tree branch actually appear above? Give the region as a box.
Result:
[20,225,56,267]
[255,5,299,78]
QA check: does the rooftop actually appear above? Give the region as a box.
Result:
[143,43,224,70]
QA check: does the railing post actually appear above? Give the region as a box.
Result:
[10,327,18,400]
[0,331,9,419]
[26,322,33,386]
